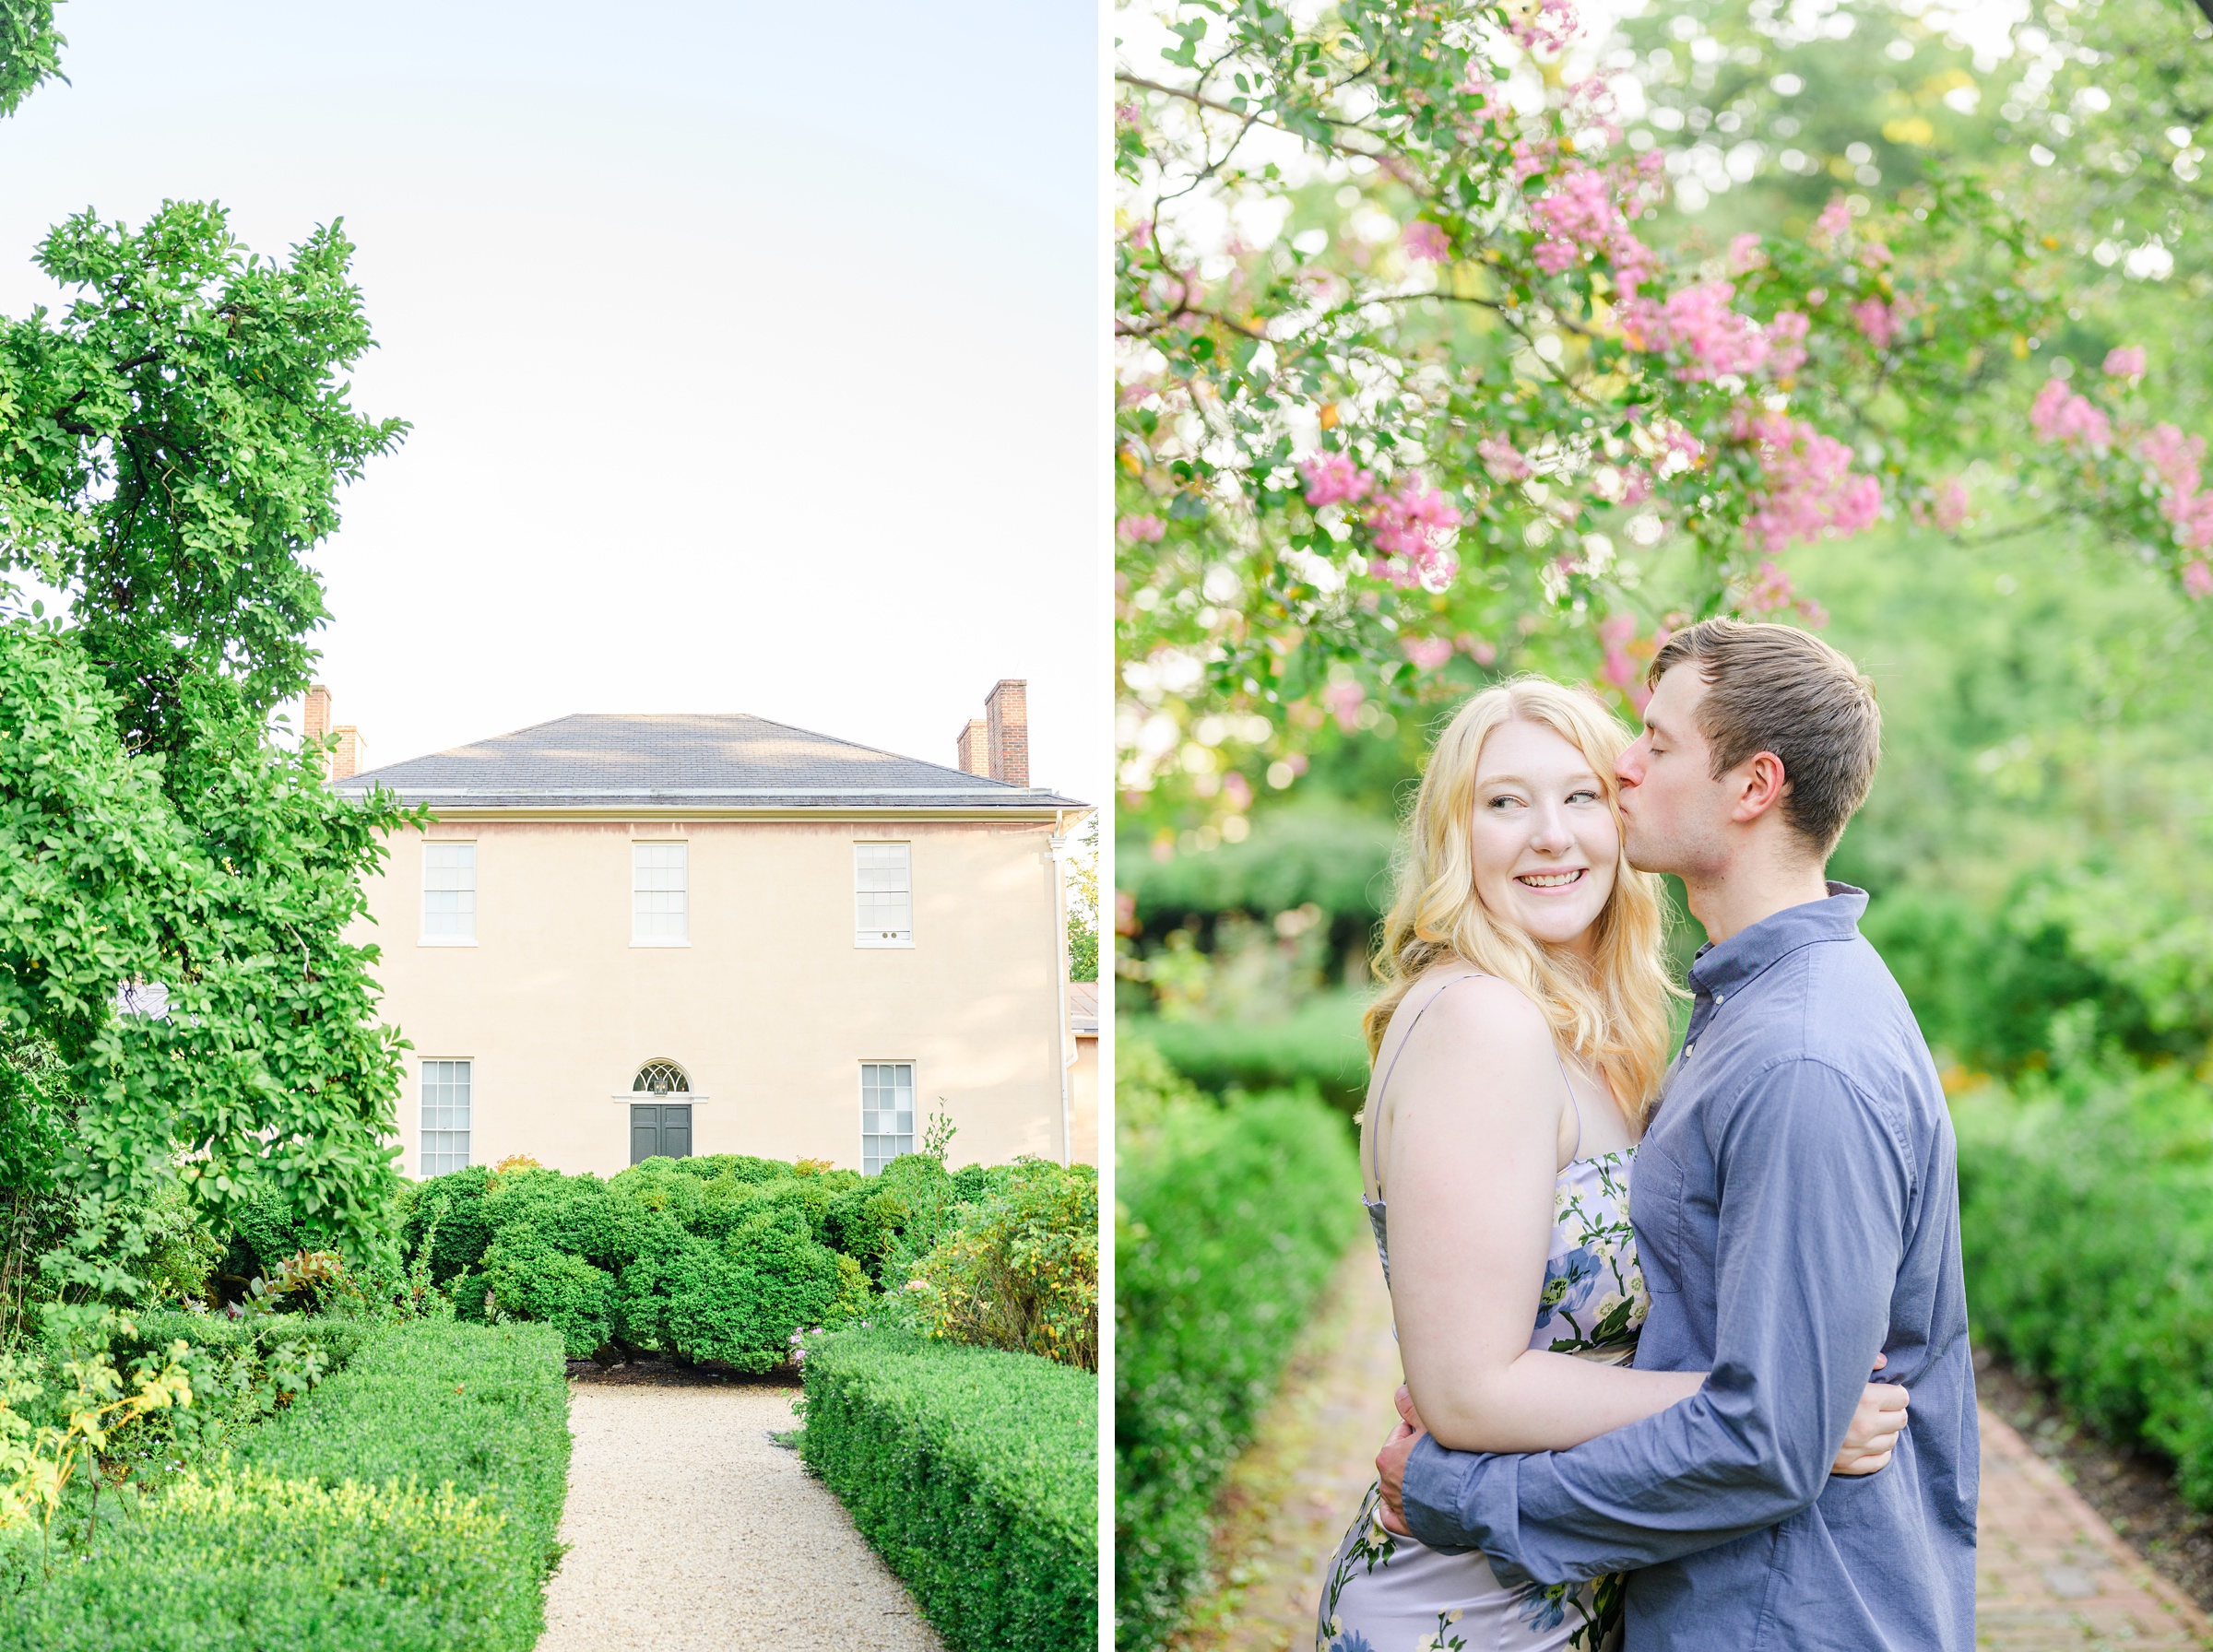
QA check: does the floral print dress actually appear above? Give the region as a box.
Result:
[1315,1139,1649,1652]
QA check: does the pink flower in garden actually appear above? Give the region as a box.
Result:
[1403,636,1455,671]
[1129,219,1154,250]
[1624,282,1772,381]
[1118,514,1166,542]
[1850,299,1900,350]
[1534,239,1580,274]
[1221,770,1254,812]
[1653,422,1706,477]
[1727,233,1765,274]
[1533,168,1622,248]
[1607,230,1658,295]
[1813,196,1853,244]
[1596,615,1651,709]
[1365,476,1463,588]
[1745,559,1797,614]
[1766,311,1810,376]
[2175,492,2213,552]
[1403,220,1450,263]
[1477,434,1535,482]
[2185,560,2213,599]
[2103,346,2148,378]
[2138,424,2206,495]
[1458,632,1499,667]
[1861,242,1893,266]
[2029,378,2112,449]
[1512,0,1580,55]
[1322,680,1367,732]
[1734,409,1884,553]
[1300,452,1376,508]
[1934,478,1970,531]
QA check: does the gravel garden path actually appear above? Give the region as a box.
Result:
[537,1365,944,1652]
[1168,1247,2213,1652]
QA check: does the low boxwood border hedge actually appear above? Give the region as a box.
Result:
[799,1326,1097,1652]
[1114,1075,1365,1651]
[0,1317,571,1652]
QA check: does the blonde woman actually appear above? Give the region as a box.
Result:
[1316,677,1906,1652]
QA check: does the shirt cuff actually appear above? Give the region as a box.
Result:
[1402,1434,1487,1560]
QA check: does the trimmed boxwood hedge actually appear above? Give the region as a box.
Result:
[402,1152,968,1365]
[1956,1065,2213,1506]
[0,1317,571,1652]
[800,1327,1097,1652]
[1114,1056,1365,1652]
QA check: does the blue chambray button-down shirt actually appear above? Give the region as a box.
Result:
[1402,885,1978,1651]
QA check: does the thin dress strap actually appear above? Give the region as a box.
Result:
[1556,1046,1583,1162]
[1363,972,1484,1195]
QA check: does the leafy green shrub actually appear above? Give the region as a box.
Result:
[1129,989,1372,1113]
[800,1327,1095,1652]
[1114,1071,1365,1651]
[480,1233,614,1358]
[0,1317,571,1651]
[1955,1066,2213,1506]
[909,1160,1098,1369]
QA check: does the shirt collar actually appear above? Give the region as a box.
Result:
[1688,882,1868,1000]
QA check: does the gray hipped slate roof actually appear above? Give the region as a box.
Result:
[334,713,1084,811]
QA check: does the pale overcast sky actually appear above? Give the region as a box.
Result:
[0,2,1101,800]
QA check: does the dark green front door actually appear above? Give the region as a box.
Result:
[630,1103,692,1164]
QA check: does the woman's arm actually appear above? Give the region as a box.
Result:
[1379,980,1699,1455]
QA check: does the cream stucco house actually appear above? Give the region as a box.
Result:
[329,681,1092,1178]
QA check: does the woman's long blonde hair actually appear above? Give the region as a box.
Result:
[1363,677,1680,1118]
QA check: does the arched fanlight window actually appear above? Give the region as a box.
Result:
[633,1059,691,1096]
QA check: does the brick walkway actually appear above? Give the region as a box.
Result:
[1169,1246,2213,1652]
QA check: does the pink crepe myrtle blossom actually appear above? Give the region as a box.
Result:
[1850,298,1901,350]
[1623,281,1772,381]
[1129,219,1154,250]
[1118,514,1166,542]
[2185,560,2213,599]
[1365,477,1463,588]
[1402,220,1450,263]
[1534,238,1580,274]
[1322,679,1367,732]
[1651,421,1706,478]
[1597,615,1653,710]
[2174,492,2213,552]
[1745,559,1797,614]
[1457,633,1499,667]
[1478,433,1535,482]
[1220,770,1254,812]
[1813,196,1853,244]
[1300,451,1376,508]
[1727,233,1765,274]
[2138,424,2206,496]
[1765,311,1810,376]
[2103,346,2148,378]
[1934,478,1970,531]
[1734,409,1883,553]
[2029,379,2113,449]
[1607,229,1658,295]
[1860,242,1893,266]
[1402,636,1455,671]
[1533,168,1622,249]
[1512,0,1580,56]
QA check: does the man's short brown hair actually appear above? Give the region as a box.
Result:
[1646,618,1880,857]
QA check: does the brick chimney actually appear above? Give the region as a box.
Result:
[330,725,364,781]
[984,678,1028,788]
[304,684,332,745]
[955,718,991,777]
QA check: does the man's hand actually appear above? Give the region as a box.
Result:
[1832,1351,1911,1477]
[1375,1383,1427,1536]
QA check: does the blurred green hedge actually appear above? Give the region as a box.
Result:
[1956,1065,2213,1505]
[800,1326,1097,1652]
[1126,989,1372,1114]
[1114,1044,1365,1651]
[0,1318,571,1652]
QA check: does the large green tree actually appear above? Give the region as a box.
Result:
[0,55,415,1279]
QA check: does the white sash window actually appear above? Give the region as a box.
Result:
[855,844,912,947]
[422,843,476,943]
[633,843,688,944]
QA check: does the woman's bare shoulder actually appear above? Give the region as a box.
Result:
[1387,967,1552,1054]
